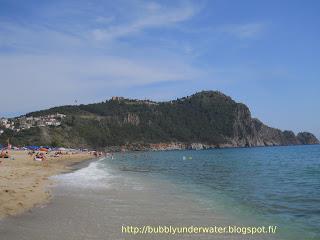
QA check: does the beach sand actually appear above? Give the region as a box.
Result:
[0,150,93,219]
[0,158,272,240]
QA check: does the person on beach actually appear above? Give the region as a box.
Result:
[34,152,46,162]
[0,150,9,158]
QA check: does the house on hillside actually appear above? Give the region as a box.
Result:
[111,96,124,101]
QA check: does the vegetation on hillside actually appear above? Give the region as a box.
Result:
[1,91,318,149]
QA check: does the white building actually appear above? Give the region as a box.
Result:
[56,113,66,118]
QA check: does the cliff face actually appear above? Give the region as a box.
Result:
[228,103,319,147]
[297,132,320,145]
[1,91,318,148]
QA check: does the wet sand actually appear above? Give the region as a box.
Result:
[0,150,93,219]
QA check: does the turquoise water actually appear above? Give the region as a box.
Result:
[104,145,320,239]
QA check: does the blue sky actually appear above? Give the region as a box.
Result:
[0,0,319,137]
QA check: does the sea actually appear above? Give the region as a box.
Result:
[1,145,319,240]
[103,145,320,239]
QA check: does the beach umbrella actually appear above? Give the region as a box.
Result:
[27,146,40,151]
[39,148,49,152]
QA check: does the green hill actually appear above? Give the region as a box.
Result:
[1,91,318,149]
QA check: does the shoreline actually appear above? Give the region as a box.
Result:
[1,147,318,239]
[0,154,242,240]
[105,142,320,152]
[0,150,95,219]
[1,144,318,220]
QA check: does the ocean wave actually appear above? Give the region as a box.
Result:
[53,159,113,188]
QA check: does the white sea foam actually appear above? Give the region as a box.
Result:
[53,159,113,188]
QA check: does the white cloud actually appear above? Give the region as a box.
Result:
[0,54,200,86]
[219,23,266,39]
[91,3,198,41]
[0,1,204,115]
[0,53,203,112]
[144,2,162,12]
[0,22,84,52]
[95,16,115,24]
[0,3,264,111]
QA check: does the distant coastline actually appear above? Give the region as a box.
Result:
[103,141,320,152]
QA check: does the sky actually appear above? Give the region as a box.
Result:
[0,0,319,137]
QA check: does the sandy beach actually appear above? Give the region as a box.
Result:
[2,148,314,239]
[0,153,274,240]
[0,150,93,219]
